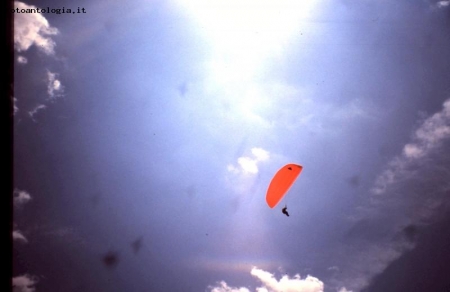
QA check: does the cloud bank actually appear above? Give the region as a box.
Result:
[334,98,450,291]
[436,0,450,8]
[14,1,59,55]
[13,1,64,121]
[13,230,28,244]
[12,274,38,292]
[372,99,450,195]
[210,281,250,292]
[13,189,32,208]
[209,267,324,292]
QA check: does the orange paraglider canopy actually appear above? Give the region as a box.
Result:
[266,164,303,208]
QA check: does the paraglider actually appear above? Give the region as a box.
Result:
[266,163,303,209]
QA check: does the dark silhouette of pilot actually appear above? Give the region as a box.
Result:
[282,205,289,217]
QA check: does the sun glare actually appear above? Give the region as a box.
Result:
[177,0,318,81]
[173,0,320,131]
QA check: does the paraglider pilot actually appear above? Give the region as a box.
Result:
[282,205,289,217]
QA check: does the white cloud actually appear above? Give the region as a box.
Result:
[12,274,38,292]
[13,189,32,208]
[47,70,64,99]
[228,147,270,175]
[226,147,270,194]
[13,97,19,115]
[237,157,259,174]
[372,98,450,194]
[327,266,339,272]
[330,98,377,121]
[402,143,423,159]
[209,268,324,292]
[14,1,58,55]
[251,148,270,162]
[17,56,28,64]
[13,230,28,244]
[338,288,352,292]
[251,267,324,292]
[13,3,64,118]
[209,281,251,292]
[28,104,47,121]
[436,1,450,8]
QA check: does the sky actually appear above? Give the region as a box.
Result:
[11,0,450,291]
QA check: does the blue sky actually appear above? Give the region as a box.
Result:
[12,0,450,291]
